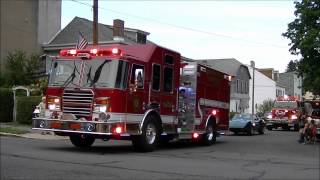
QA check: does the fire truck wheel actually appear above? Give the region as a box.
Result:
[132,116,160,152]
[266,126,273,131]
[202,121,216,146]
[69,134,95,148]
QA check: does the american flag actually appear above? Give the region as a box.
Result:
[76,32,88,50]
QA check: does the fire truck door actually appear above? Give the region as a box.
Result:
[127,64,147,114]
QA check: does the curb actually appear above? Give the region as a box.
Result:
[0,132,68,140]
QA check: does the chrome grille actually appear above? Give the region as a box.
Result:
[62,89,94,118]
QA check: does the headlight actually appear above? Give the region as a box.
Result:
[267,114,272,119]
[291,115,298,120]
[47,96,60,111]
[48,104,56,110]
[94,97,110,113]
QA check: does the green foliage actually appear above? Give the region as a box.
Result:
[29,77,48,96]
[0,88,14,122]
[0,127,28,134]
[16,96,41,124]
[256,99,274,117]
[283,0,320,95]
[285,60,299,73]
[3,50,42,87]
[229,111,237,120]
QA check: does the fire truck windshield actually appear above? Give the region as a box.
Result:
[274,101,297,108]
[49,59,129,89]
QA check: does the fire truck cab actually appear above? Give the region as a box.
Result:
[266,96,301,131]
[33,43,231,152]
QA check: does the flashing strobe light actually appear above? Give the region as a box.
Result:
[112,48,119,54]
[212,110,217,115]
[68,49,77,55]
[90,48,98,54]
[193,132,199,139]
[291,115,298,120]
[115,126,122,134]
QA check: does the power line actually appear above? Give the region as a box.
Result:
[70,0,288,49]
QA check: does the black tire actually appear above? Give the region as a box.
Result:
[258,127,265,135]
[69,134,95,148]
[293,124,299,131]
[266,126,273,131]
[132,115,160,152]
[247,124,254,136]
[201,121,217,146]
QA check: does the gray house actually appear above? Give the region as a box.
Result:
[43,16,151,55]
[278,71,302,100]
[42,16,151,72]
[199,58,251,113]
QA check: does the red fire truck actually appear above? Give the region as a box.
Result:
[33,43,231,151]
[266,96,301,131]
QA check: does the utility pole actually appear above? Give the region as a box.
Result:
[251,61,255,117]
[93,0,98,45]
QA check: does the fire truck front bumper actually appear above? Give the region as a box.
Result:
[32,118,141,139]
[266,119,298,127]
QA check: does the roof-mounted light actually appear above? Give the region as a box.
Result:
[68,49,77,55]
[60,48,122,57]
[90,48,98,54]
[112,48,119,54]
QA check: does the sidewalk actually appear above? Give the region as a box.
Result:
[0,122,68,140]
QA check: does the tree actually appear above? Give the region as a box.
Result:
[285,60,298,72]
[4,50,42,86]
[282,0,320,95]
[256,99,274,117]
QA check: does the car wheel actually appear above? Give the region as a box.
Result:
[258,127,265,134]
[69,134,95,148]
[132,115,160,152]
[266,126,273,131]
[247,125,254,136]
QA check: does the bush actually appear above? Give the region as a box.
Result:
[16,96,41,124]
[0,88,14,122]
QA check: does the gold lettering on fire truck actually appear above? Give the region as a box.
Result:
[163,101,172,108]
[133,96,140,112]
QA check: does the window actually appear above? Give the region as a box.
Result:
[152,64,161,91]
[164,55,174,65]
[236,79,240,93]
[163,67,173,92]
[115,61,129,89]
[131,64,144,89]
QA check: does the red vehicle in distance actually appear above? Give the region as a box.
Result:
[266,96,301,131]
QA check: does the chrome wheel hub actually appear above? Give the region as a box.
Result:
[146,123,156,144]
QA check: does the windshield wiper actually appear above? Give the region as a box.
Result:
[62,62,79,88]
[90,60,110,87]
[86,66,92,84]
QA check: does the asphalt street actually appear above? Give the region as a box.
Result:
[1,130,319,180]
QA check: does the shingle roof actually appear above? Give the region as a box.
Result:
[198,58,250,78]
[46,17,150,46]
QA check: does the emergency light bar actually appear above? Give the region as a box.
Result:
[59,48,122,57]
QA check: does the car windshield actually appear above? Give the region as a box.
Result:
[274,101,297,108]
[49,59,129,89]
[232,114,252,121]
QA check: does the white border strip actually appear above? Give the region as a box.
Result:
[199,98,229,109]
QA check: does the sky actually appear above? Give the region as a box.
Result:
[62,0,298,72]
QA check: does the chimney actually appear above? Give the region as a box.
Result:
[113,19,124,42]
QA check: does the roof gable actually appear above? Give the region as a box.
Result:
[47,17,150,46]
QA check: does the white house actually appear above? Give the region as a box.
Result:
[246,65,276,114]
